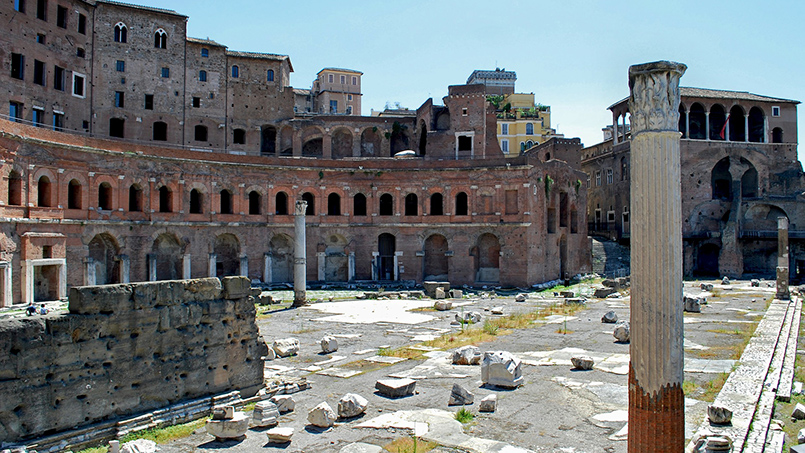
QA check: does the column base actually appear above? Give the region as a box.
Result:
[628,364,684,453]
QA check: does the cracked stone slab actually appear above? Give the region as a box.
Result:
[316,367,362,378]
[314,355,346,366]
[353,349,376,355]
[306,299,436,324]
[365,356,407,364]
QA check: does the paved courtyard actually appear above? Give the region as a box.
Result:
[157,279,776,453]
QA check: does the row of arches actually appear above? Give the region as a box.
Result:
[679,103,779,143]
[258,124,412,158]
[113,22,167,49]
[108,119,211,142]
[86,231,504,285]
[298,192,468,217]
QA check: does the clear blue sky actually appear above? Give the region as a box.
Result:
[156,0,804,162]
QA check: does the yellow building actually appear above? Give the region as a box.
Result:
[491,92,556,157]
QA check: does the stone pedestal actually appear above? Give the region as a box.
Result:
[627,60,687,453]
[293,200,307,307]
[777,216,790,300]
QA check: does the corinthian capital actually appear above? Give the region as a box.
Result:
[295,200,308,216]
[628,61,687,134]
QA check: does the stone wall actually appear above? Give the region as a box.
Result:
[0,276,266,443]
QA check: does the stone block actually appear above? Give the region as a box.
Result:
[751,279,760,287]
[701,283,714,291]
[571,356,594,370]
[479,394,497,412]
[182,278,223,301]
[452,345,482,365]
[375,378,416,398]
[448,383,474,406]
[307,401,337,427]
[270,395,295,413]
[69,284,133,315]
[594,287,617,298]
[435,287,446,299]
[266,427,294,443]
[120,439,157,453]
[613,321,630,343]
[338,393,369,418]
[206,411,248,440]
[798,428,805,444]
[560,291,575,298]
[422,281,450,298]
[707,404,732,424]
[212,405,234,420]
[222,276,251,300]
[320,335,338,354]
[449,289,463,299]
[490,306,504,315]
[481,351,523,389]
[252,401,280,427]
[257,294,274,306]
[339,443,384,453]
[722,276,730,285]
[273,338,300,357]
[684,296,702,313]
[455,311,481,324]
[434,300,453,311]
[601,311,618,323]
[515,293,527,302]
[793,403,805,420]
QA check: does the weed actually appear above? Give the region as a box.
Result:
[682,380,698,396]
[383,436,438,453]
[700,373,729,402]
[455,407,475,423]
[118,417,208,445]
[482,320,499,336]
[76,447,108,453]
[377,347,425,360]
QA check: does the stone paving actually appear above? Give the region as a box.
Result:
[120,280,788,452]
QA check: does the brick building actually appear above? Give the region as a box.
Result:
[582,87,801,279]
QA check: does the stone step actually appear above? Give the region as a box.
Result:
[776,298,802,402]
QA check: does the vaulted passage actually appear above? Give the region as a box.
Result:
[89,233,120,285]
[324,234,348,282]
[152,233,183,280]
[695,243,720,277]
[269,234,293,283]
[377,233,396,281]
[473,233,500,283]
[214,233,240,277]
[423,234,448,281]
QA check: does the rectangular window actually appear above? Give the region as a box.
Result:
[144,94,153,110]
[9,102,23,122]
[77,13,86,34]
[348,94,353,101]
[772,106,780,117]
[330,100,337,113]
[72,72,85,97]
[36,0,46,20]
[33,60,45,85]
[14,0,25,13]
[462,108,468,116]
[54,65,64,90]
[192,97,200,108]
[53,111,63,131]
[606,168,613,184]
[340,75,346,84]
[11,53,24,80]
[115,60,125,72]
[607,211,616,222]
[56,5,66,28]
[505,190,518,215]
[36,33,46,44]
[201,48,208,57]
[209,92,214,99]
[32,108,44,127]
[352,76,357,85]
[458,135,472,151]
[76,47,85,58]
[328,73,333,83]
[501,139,509,153]
[501,123,508,135]
[346,105,352,115]
[114,91,124,108]
[161,67,169,78]
[595,170,601,186]
[586,174,591,189]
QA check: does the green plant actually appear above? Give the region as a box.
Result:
[574,179,582,194]
[486,95,505,109]
[482,320,498,336]
[455,407,474,423]
[544,175,554,196]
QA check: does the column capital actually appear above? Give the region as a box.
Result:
[628,61,687,135]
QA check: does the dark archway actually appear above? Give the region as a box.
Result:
[8,171,21,206]
[214,233,240,277]
[709,104,726,140]
[159,186,172,212]
[729,105,745,141]
[418,120,427,156]
[269,234,293,283]
[194,125,208,142]
[129,184,143,211]
[37,176,51,207]
[741,166,758,198]
[772,127,783,143]
[711,158,732,201]
[152,121,166,141]
[328,193,341,216]
[98,182,113,210]
[220,189,233,214]
[353,193,367,216]
[379,193,393,216]
[261,126,277,155]
[110,118,125,138]
[190,189,203,214]
[423,234,448,281]
[89,233,120,285]
[275,192,288,215]
[404,193,418,216]
[68,179,82,209]
[696,244,720,276]
[302,192,315,215]
[378,233,396,280]
[748,107,764,142]
[455,192,468,216]
[474,233,500,283]
[430,193,443,216]
[688,103,706,139]
[248,191,261,215]
[678,104,687,136]
[152,233,182,280]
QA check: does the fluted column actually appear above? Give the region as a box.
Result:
[627,60,686,453]
[777,217,790,300]
[293,200,307,307]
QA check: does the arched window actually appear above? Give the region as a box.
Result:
[430,193,443,216]
[709,104,727,140]
[189,189,203,214]
[748,107,764,142]
[129,184,143,211]
[275,192,288,215]
[301,192,315,215]
[267,69,274,82]
[711,158,732,201]
[8,171,22,206]
[404,193,418,216]
[154,29,167,49]
[231,65,239,78]
[158,186,172,212]
[153,121,167,141]
[353,193,367,216]
[199,70,207,82]
[729,105,745,141]
[37,176,51,207]
[248,191,261,215]
[327,193,341,216]
[678,104,687,136]
[520,142,526,152]
[526,140,534,148]
[220,189,233,214]
[526,123,534,135]
[194,125,208,142]
[379,193,393,216]
[772,127,783,143]
[114,22,127,43]
[455,192,468,216]
[233,129,246,144]
[98,182,112,210]
[68,179,82,209]
[688,103,706,139]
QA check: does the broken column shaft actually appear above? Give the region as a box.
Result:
[293,200,307,307]
[627,60,687,453]
[777,216,790,300]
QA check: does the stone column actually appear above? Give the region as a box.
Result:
[263,253,272,284]
[393,251,402,281]
[612,111,619,144]
[293,200,307,307]
[777,216,790,300]
[371,252,379,281]
[744,115,749,142]
[240,254,249,277]
[208,253,217,278]
[348,252,355,281]
[705,112,710,141]
[147,254,157,281]
[182,254,191,279]
[117,254,130,283]
[317,252,326,281]
[85,257,96,286]
[627,60,687,453]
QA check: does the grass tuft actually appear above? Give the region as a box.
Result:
[383,436,439,453]
[454,407,475,423]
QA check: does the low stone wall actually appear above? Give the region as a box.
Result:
[0,277,266,443]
